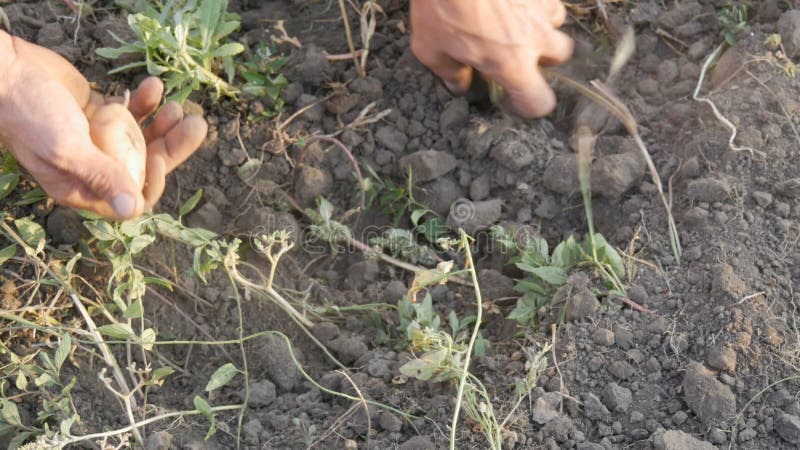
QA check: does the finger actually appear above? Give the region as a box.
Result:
[142,101,183,143]
[82,90,107,121]
[489,50,557,118]
[162,115,208,172]
[143,149,167,210]
[141,116,207,210]
[539,29,574,66]
[536,0,567,27]
[59,184,126,219]
[410,38,473,93]
[54,148,145,219]
[128,77,164,124]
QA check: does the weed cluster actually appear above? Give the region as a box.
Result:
[97,0,288,106]
[491,227,625,330]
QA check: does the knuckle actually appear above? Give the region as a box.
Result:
[81,165,114,197]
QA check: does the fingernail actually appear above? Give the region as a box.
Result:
[443,79,460,93]
[112,193,135,218]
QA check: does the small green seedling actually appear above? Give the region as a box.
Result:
[717,4,749,46]
[240,42,290,119]
[363,166,447,244]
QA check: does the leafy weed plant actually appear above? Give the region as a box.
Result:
[490,226,625,329]
[363,165,447,244]
[96,0,246,102]
[717,3,749,46]
[397,231,551,449]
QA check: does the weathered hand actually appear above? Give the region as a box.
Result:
[410,0,573,117]
[0,31,207,220]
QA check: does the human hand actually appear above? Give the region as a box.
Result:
[409,0,573,118]
[0,32,207,220]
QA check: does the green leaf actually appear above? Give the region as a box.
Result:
[193,395,217,440]
[205,363,238,392]
[119,216,150,237]
[140,328,156,351]
[34,372,57,388]
[507,294,539,326]
[398,349,447,381]
[194,395,213,416]
[7,431,34,450]
[216,20,240,38]
[60,415,76,437]
[128,234,156,254]
[417,217,447,243]
[84,220,117,241]
[409,208,428,227]
[0,245,16,266]
[123,299,144,319]
[14,187,46,206]
[180,189,204,217]
[448,310,459,335]
[473,332,489,356]
[97,323,135,340]
[151,366,175,384]
[212,42,244,58]
[55,333,72,371]
[143,276,174,291]
[528,266,567,285]
[0,173,19,201]
[236,159,261,184]
[551,236,580,268]
[14,373,26,391]
[317,197,334,222]
[0,399,22,427]
[14,218,45,255]
[593,234,625,278]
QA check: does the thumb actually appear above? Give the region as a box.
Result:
[63,147,145,219]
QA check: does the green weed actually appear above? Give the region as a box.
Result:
[490,226,625,329]
[397,231,549,449]
[717,3,749,46]
[363,166,447,244]
[96,0,247,102]
[240,42,290,119]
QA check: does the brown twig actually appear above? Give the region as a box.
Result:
[304,135,366,213]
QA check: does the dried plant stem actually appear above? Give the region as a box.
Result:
[305,135,366,212]
[545,69,682,265]
[58,404,242,446]
[0,222,143,445]
[450,230,483,450]
[693,44,765,158]
[338,0,365,78]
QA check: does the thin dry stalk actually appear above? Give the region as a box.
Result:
[304,135,366,212]
[693,44,765,158]
[0,222,143,444]
[357,1,385,71]
[337,0,365,78]
[546,69,682,264]
[337,370,372,448]
[272,20,302,48]
[0,7,10,31]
